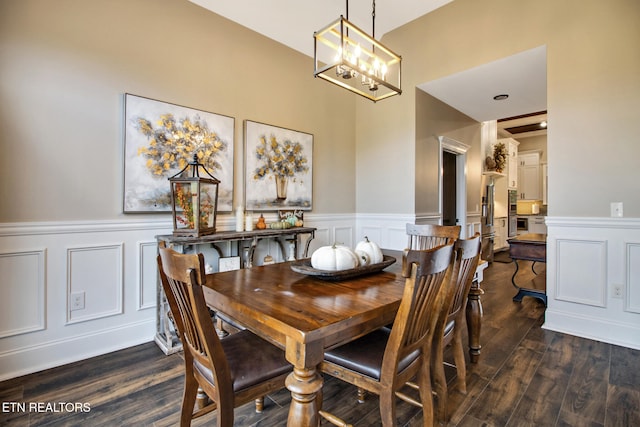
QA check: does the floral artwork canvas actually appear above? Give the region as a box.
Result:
[244,120,313,211]
[123,94,234,212]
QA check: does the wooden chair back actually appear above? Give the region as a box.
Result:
[406,223,461,250]
[446,233,482,326]
[403,223,460,276]
[382,243,455,383]
[431,233,482,422]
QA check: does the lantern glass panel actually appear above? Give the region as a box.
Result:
[170,178,218,237]
[199,181,217,229]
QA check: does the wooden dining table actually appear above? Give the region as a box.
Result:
[201,254,488,426]
[202,260,404,426]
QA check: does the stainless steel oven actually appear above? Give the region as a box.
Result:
[516,216,529,233]
[508,190,518,237]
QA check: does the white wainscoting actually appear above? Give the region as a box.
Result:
[0,210,514,380]
[545,216,640,350]
[0,219,172,381]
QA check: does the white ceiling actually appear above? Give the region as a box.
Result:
[189,0,547,125]
[188,0,453,57]
[418,46,547,123]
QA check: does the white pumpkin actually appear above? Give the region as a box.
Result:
[311,244,359,271]
[355,236,383,264]
[355,249,371,266]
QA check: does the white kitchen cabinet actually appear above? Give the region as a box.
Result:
[494,217,508,251]
[518,151,540,200]
[504,138,519,190]
[529,216,547,234]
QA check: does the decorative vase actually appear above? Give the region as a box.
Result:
[275,175,288,200]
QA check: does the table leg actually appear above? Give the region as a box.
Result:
[511,259,547,306]
[286,367,323,426]
[285,340,323,427]
[466,278,484,363]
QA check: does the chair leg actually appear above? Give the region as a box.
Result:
[379,388,398,427]
[181,375,199,427]
[431,338,447,423]
[451,327,467,394]
[417,363,435,427]
[255,397,264,413]
[357,387,367,403]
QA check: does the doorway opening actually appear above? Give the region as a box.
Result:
[442,151,457,226]
[438,136,470,237]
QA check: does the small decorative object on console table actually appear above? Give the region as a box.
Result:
[169,154,220,237]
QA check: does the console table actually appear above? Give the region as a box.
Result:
[154,227,316,354]
[508,233,547,306]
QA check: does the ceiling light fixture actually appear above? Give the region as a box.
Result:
[493,94,509,101]
[313,0,402,102]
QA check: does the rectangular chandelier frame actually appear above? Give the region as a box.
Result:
[314,16,402,102]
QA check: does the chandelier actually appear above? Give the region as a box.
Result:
[313,0,402,102]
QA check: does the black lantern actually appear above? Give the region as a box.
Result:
[169,154,220,237]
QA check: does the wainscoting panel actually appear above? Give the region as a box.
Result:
[555,239,607,307]
[67,243,124,324]
[626,242,640,313]
[545,217,640,350]
[335,226,355,248]
[0,249,46,338]
[388,225,408,251]
[138,241,158,311]
[310,227,331,248]
[357,213,416,251]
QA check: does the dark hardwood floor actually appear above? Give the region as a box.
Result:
[1,259,639,426]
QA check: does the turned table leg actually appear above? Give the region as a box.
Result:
[466,278,484,363]
[286,367,323,426]
[285,339,323,426]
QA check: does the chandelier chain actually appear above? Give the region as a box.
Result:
[372,0,376,39]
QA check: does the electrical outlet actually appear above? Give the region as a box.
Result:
[612,285,623,299]
[610,202,623,218]
[70,291,85,310]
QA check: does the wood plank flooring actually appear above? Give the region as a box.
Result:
[1,259,639,426]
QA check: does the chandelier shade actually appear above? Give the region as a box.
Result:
[314,15,402,102]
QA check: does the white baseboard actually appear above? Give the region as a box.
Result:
[0,319,155,382]
[543,309,640,350]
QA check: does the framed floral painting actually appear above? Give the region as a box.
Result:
[123,94,234,213]
[244,120,313,211]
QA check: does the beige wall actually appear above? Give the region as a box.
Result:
[357,0,640,218]
[415,89,481,217]
[518,135,547,164]
[1,0,638,222]
[0,0,356,222]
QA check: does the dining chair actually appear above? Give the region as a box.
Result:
[406,223,461,250]
[157,246,291,427]
[431,233,482,423]
[318,243,455,427]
